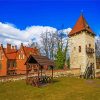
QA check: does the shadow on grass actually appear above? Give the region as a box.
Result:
[38,79,59,87]
[52,79,59,84]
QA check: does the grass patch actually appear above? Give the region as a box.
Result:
[0,77,100,100]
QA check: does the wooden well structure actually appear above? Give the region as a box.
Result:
[25,55,55,87]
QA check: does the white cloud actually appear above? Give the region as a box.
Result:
[0,22,71,47]
[63,28,72,34]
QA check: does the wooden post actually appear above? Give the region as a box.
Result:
[26,64,29,84]
[51,66,53,81]
[37,64,40,87]
[41,66,42,77]
[37,65,40,79]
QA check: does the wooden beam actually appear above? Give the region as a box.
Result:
[26,64,29,84]
[51,66,53,81]
[37,64,40,87]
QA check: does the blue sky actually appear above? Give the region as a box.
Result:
[0,0,99,46]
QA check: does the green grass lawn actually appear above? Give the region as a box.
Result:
[0,77,100,100]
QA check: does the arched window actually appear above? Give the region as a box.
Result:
[79,46,81,53]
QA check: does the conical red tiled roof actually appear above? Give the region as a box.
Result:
[69,15,94,36]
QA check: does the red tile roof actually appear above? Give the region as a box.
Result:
[69,15,94,36]
[2,48,17,59]
[1,45,39,60]
[6,52,17,60]
[23,46,39,57]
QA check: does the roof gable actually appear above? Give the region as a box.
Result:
[0,43,39,60]
[69,15,94,36]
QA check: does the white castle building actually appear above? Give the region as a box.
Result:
[69,14,96,76]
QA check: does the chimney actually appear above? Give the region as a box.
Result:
[0,44,3,49]
[12,46,14,49]
[21,43,23,46]
[20,43,23,49]
[15,45,17,50]
[1,44,3,47]
[20,43,23,48]
[7,43,11,53]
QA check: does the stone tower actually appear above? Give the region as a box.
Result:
[69,14,96,75]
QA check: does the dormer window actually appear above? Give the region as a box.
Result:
[19,55,21,59]
[19,51,24,59]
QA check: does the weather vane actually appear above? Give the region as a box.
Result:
[81,9,84,15]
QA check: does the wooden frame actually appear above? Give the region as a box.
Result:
[25,55,54,87]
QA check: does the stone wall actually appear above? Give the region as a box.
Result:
[0,69,81,83]
[0,69,100,83]
[69,31,96,74]
[51,69,81,78]
[69,32,85,70]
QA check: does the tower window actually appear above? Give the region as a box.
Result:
[79,46,81,52]
[89,44,91,47]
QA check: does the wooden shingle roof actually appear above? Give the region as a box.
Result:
[25,55,55,67]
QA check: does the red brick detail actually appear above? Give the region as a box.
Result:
[0,43,39,76]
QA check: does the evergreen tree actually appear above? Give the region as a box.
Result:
[55,42,65,69]
[55,27,69,69]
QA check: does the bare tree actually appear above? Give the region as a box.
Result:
[40,31,49,57]
[96,33,100,58]
[40,31,58,59]
[28,39,41,54]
